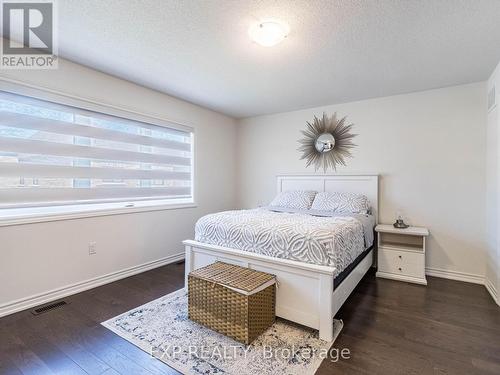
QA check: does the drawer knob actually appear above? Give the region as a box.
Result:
[398,267,402,271]
[398,255,402,259]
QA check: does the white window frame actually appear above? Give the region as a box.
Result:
[0,78,196,227]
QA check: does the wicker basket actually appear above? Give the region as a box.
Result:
[188,262,276,344]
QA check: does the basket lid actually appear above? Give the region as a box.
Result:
[189,262,276,294]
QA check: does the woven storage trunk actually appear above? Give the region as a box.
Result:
[188,262,276,345]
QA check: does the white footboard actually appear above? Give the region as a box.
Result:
[184,240,335,340]
[184,240,374,342]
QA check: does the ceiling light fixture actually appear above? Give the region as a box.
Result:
[249,20,289,47]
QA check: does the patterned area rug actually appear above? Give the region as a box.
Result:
[102,289,343,375]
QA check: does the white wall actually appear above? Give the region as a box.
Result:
[486,62,500,304]
[236,83,487,281]
[0,58,237,315]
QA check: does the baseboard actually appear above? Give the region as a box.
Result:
[485,278,499,306]
[425,267,484,285]
[0,252,184,318]
[376,271,427,285]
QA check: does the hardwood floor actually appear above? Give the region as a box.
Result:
[318,273,500,375]
[0,262,498,375]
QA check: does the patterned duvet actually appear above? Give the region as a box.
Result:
[195,208,367,277]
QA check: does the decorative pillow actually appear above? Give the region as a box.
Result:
[311,191,370,214]
[269,191,317,210]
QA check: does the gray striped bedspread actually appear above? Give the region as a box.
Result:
[194,208,374,277]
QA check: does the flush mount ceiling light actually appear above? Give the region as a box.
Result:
[249,21,289,47]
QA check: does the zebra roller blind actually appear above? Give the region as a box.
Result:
[0,90,193,208]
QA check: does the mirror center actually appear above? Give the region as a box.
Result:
[315,133,335,153]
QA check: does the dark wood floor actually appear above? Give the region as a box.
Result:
[0,262,498,375]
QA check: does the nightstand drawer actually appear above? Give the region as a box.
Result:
[378,247,425,278]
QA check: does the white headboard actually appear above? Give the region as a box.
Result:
[277,174,379,222]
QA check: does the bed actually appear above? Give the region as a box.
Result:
[183,174,378,341]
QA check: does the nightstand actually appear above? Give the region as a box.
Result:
[375,224,429,285]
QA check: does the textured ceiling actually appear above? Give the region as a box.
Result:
[54,0,500,118]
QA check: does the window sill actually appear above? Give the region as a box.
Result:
[0,199,197,227]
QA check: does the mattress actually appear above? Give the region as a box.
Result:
[195,208,374,277]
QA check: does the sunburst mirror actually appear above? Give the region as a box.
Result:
[298,112,357,172]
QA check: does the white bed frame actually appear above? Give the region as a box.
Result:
[183,174,378,341]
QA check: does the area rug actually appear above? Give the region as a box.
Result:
[102,289,343,375]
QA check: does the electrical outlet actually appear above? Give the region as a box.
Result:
[88,242,97,255]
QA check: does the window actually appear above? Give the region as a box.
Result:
[0,90,193,210]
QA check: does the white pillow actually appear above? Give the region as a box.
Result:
[269,191,317,210]
[311,191,370,214]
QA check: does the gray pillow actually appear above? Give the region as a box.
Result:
[311,191,370,214]
[269,191,317,210]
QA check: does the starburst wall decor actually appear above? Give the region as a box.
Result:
[298,112,357,172]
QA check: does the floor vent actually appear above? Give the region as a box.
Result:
[31,300,69,315]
